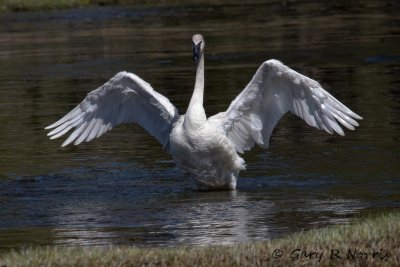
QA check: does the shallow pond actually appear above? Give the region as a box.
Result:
[0,1,399,248]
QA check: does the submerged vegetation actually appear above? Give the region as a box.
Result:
[1,211,399,266]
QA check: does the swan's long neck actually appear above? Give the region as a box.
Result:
[185,51,206,130]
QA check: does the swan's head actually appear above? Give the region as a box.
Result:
[192,34,204,61]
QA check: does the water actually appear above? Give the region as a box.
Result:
[0,1,399,249]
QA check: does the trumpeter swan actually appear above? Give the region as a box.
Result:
[46,34,362,190]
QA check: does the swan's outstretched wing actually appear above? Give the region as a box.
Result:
[45,71,179,149]
[211,59,362,153]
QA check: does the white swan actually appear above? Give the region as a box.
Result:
[46,34,362,190]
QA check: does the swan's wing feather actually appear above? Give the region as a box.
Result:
[46,71,179,149]
[211,60,362,153]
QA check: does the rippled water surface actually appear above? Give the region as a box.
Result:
[0,1,399,248]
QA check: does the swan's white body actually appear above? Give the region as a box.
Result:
[46,34,362,190]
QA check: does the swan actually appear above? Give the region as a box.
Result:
[46,34,362,190]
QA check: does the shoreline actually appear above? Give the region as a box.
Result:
[0,0,230,13]
[1,0,152,13]
[0,0,264,13]
[1,211,399,266]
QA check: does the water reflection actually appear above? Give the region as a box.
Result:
[31,180,366,247]
[0,166,373,248]
[0,1,400,248]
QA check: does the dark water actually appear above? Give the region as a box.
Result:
[0,1,399,249]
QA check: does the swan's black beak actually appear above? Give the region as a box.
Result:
[192,41,202,61]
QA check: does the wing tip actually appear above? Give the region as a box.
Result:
[345,109,363,120]
[61,140,71,147]
[45,122,58,130]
